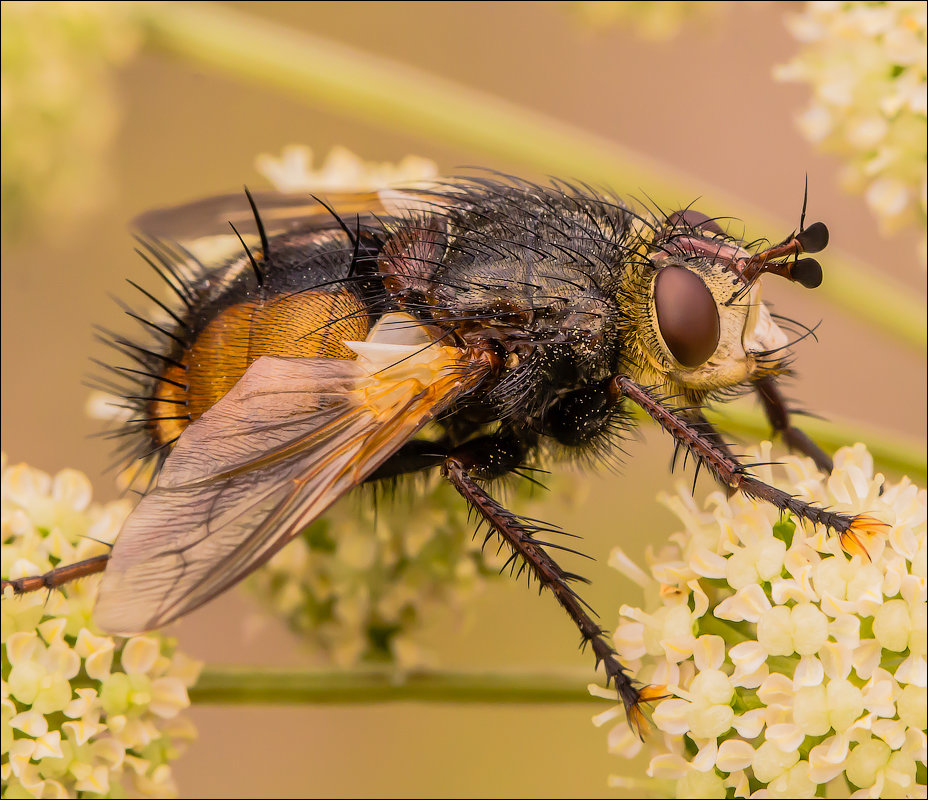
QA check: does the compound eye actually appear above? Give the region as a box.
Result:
[654,266,720,368]
[665,209,725,236]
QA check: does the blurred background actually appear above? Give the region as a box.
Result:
[2,2,925,797]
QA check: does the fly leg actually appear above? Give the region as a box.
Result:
[1,553,110,596]
[441,434,648,732]
[753,375,833,474]
[675,408,746,498]
[611,376,886,555]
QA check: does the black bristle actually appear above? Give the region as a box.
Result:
[243,185,271,260]
[229,221,264,288]
[310,194,359,247]
[125,279,191,331]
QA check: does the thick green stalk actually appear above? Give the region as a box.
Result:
[137,2,925,352]
[702,403,927,482]
[625,402,925,482]
[190,667,595,705]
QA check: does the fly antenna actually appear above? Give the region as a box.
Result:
[800,174,809,232]
[725,188,829,303]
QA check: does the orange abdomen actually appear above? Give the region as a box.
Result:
[150,289,369,445]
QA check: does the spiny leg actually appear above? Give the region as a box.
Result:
[753,375,833,474]
[440,436,647,731]
[610,375,886,555]
[677,407,738,491]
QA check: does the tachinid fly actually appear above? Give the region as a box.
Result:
[2,174,886,730]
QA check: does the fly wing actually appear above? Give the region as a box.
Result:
[94,339,487,635]
[133,188,445,241]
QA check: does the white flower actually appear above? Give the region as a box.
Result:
[559,2,719,41]
[756,601,829,657]
[256,144,438,193]
[591,443,927,798]
[1,2,143,239]
[1,456,201,799]
[776,1,928,261]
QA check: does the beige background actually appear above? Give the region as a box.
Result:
[2,2,925,797]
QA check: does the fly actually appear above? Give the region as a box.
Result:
[1,174,886,732]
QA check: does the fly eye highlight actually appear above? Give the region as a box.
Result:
[654,266,720,368]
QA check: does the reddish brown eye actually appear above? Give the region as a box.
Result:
[654,266,720,367]
[666,209,725,236]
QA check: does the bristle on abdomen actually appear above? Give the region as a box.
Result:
[94,227,377,480]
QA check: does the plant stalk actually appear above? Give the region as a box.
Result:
[701,403,927,482]
[190,666,597,705]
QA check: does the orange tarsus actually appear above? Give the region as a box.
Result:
[840,514,890,561]
[627,684,669,739]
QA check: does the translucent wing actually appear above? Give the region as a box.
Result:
[94,337,487,635]
[133,188,443,241]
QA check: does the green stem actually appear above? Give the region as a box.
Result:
[702,403,927,482]
[137,2,925,352]
[190,666,597,705]
[697,614,752,645]
[627,402,926,482]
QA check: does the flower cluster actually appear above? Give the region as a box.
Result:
[2,456,201,798]
[591,444,926,798]
[246,476,580,669]
[1,2,143,239]
[776,2,927,258]
[559,2,718,40]
[255,144,438,194]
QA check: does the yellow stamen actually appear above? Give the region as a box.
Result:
[659,583,683,599]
